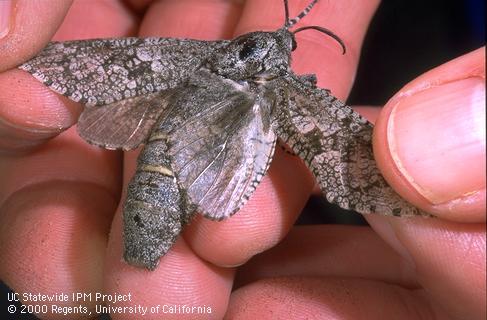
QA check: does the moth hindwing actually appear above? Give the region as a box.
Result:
[19,0,426,270]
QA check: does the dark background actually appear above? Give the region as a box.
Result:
[1,0,485,319]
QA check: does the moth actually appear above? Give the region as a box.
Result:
[19,0,426,270]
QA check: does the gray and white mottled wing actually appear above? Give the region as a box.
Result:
[77,91,175,150]
[271,75,426,216]
[155,70,276,220]
[19,37,228,106]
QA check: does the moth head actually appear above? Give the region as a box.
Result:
[207,0,346,81]
[207,29,295,80]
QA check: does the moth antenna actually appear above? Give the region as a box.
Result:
[293,25,347,54]
[283,0,290,27]
[284,0,319,28]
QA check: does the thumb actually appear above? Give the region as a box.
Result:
[368,49,485,319]
[373,47,486,222]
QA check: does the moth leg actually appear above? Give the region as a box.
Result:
[123,130,195,270]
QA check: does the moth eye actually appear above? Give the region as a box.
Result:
[238,39,257,60]
[291,38,297,51]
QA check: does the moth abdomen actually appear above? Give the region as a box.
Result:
[123,137,193,270]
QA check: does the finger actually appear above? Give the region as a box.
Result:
[102,1,243,319]
[185,149,315,266]
[234,225,419,289]
[0,0,138,153]
[0,1,136,317]
[373,47,486,221]
[51,0,139,41]
[0,0,73,72]
[367,215,486,319]
[0,128,121,319]
[0,69,81,153]
[0,0,76,153]
[184,0,380,267]
[138,0,242,39]
[124,0,153,13]
[226,277,448,319]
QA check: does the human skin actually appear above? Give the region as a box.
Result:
[0,1,485,319]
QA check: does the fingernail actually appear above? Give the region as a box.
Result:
[388,78,486,205]
[0,1,13,39]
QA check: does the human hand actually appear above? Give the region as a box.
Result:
[227,48,486,319]
[2,1,483,320]
[0,0,375,318]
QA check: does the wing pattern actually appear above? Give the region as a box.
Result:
[270,75,426,216]
[19,38,228,106]
[77,91,176,150]
[154,71,276,220]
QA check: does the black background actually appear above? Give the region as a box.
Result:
[1,0,485,319]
